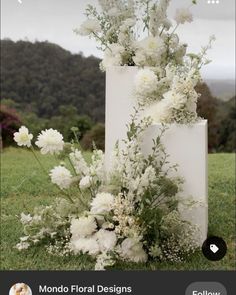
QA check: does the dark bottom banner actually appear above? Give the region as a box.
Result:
[1,271,235,295]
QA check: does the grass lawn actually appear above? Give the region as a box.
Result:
[1,148,235,270]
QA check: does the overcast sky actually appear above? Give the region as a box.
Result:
[1,0,235,80]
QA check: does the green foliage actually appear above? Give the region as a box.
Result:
[0,40,105,121]
[197,82,235,152]
[47,105,94,142]
[0,104,22,147]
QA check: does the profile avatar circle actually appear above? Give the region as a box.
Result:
[9,283,32,295]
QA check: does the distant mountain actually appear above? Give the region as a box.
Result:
[0,39,105,122]
[206,79,235,101]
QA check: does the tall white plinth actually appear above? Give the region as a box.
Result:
[105,66,208,245]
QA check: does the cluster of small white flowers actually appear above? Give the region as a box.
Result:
[95,252,115,270]
[35,128,64,155]
[16,236,30,251]
[49,166,73,189]
[139,66,200,124]
[69,149,89,176]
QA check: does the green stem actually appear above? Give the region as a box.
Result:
[30,146,47,175]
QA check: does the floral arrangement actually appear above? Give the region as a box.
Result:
[14,106,199,269]
[76,0,214,124]
[13,0,213,270]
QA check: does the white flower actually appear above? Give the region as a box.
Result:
[95,252,114,270]
[77,19,101,36]
[49,166,72,189]
[163,90,187,109]
[96,229,117,251]
[20,213,32,224]
[134,69,158,96]
[13,126,33,147]
[16,241,30,251]
[70,236,100,255]
[120,238,147,263]
[69,149,89,176]
[90,193,115,215]
[79,176,92,190]
[70,216,97,238]
[101,43,125,70]
[133,36,165,66]
[35,129,64,155]
[138,36,165,56]
[174,8,193,25]
[144,99,173,123]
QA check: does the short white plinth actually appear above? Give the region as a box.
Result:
[105,66,208,245]
[141,122,208,244]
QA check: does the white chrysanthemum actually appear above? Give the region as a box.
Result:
[139,36,165,56]
[134,69,158,96]
[70,236,100,255]
[35,129,64,155]
[13,126,33,147]
[144,99,173,123]
[120,238,147,263]
[163,90,187,109]
[20,213,32,224]
[90,193,115,215]
[96,229,117,251]
[69,149,89,176]
[101,43,125,70]
[79,176,92,190]
[174,8,193,25]
[77,19,101,36]
[70,216,97,238]
[49,166,72,189]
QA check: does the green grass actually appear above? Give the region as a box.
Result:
[1,148,235,270]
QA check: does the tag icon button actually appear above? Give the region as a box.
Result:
[202,236,227,261]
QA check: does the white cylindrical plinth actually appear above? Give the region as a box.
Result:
[105,66,208,244]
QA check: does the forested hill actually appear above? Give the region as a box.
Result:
[0,39,105,122]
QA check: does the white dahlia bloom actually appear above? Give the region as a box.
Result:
[90,193,115,215]
[79,176,92,190]
[134,69,158,96]
[49,166,72,189]
[96,229,117,251]
[77,19,101,36]
[144,99,173,123]
[120,238,147,263]
[13,126,33,147]
[70,216,97,239]
[35,129,64,155]
[163,90,187,109]
[70,236,100,255]
[174,8,193,25]
[138,36,165,56]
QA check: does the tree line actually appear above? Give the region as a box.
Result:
[0,40,235,152]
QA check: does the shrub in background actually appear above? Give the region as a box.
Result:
[81,123,105,151]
